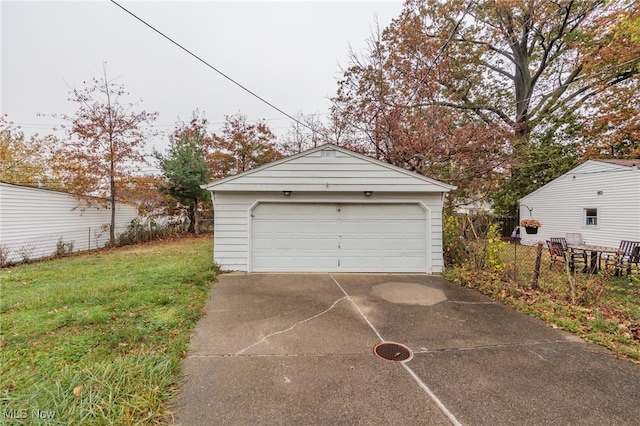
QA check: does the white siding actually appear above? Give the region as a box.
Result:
[206,145,453,193]
[520,161,640,247]
[0,182,138,263]
[213,191,445,273]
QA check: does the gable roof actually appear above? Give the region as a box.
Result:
[203,143,454,193]
[592,159,639,168]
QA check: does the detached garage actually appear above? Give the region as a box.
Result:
[203,144,454,273]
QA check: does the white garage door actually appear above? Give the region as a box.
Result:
[251,203,428,272]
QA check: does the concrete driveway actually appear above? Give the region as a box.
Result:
[173,274,640,425]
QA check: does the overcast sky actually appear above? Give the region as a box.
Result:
[1,0,404,159]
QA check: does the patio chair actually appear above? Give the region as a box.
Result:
[550,237,568,251]
[606,241,640,275]
[565,233,584,246]
[547,240,586,273]
[628,246,640,275]
[547,240,567,270]
[568,246,588,273]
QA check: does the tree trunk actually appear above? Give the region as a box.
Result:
[109,148,116,246]
[194,199,200,236]
[187,203,196,234]
[109,168,116,247]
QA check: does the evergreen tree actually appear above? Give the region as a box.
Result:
[155,116,211,234]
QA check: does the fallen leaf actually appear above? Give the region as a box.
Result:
[73,385,83,397]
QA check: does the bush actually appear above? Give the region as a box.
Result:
[0,244,8,267]
[54,237,75,257]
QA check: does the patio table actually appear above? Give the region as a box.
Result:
[569,244,623,273]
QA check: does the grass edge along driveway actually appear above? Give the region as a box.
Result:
[1,236,216,425]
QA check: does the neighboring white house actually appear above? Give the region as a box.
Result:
[519,159,640,247]
[455,199,493,215]
[202,144,454,273]
[0,181,139,264]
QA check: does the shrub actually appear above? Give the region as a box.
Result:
[54,237,75,257]
[0,244,9,267]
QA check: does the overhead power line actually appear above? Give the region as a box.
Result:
[109,0,314,133]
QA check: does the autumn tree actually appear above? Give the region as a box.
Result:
[53,66,157,245]
[332,25,508,205]
[208,114,281,180]
[155,113,211,234]
[333,0,640,214]
[0,115,50,186]
[578,1,640,159]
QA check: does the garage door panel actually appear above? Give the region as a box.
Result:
[252,239,273,250]
[381,239,405,250]
[273,256,295,267]
[275,238,296,250]
[383,222,411,234]
[315,221,339,234]
[252,256,274,269]
[358,222,383,233]
[316,238,338,250]
[251,203,427,272]
[252,221,273,233]
[359,237,384,249]
[295,238,316,249]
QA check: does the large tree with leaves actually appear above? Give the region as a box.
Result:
[332,25,509,206]
[155,114,211,234]
[207,113,281,180]
[53,66,157,244]
[333,0,640,213]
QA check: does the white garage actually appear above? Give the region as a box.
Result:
[203,144,453,273]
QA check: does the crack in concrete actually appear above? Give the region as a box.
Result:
[233,296,348,356]
[190,353,351,358]
[329,274,462,426]
[414,339,574,354]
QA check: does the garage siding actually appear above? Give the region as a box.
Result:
[208,148,450,193]
[213,192,445,273]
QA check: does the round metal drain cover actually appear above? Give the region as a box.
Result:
[374,342,413,362]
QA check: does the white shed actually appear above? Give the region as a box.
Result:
[0,181,139,263]
[519,159,640,247]
[203,144,454,273]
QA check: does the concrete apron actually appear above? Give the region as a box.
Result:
[173,274,640,425]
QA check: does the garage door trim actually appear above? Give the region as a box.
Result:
[247,199,432,273]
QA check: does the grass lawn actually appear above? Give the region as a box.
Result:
[1,236,216,425]
[445,243,640,362]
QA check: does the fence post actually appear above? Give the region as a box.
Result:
[532,242,543,288]
[513,237,518,282]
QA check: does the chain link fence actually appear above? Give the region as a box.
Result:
[444,213,627,305]
[446,214,574,286]
[0,218,214,267]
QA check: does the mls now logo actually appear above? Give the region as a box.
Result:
[4,409,28,419]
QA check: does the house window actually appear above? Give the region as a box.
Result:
[585,208,598,226]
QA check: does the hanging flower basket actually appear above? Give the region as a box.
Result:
[520,219,541,235]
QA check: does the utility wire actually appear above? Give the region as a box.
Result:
[109,0,315,133]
